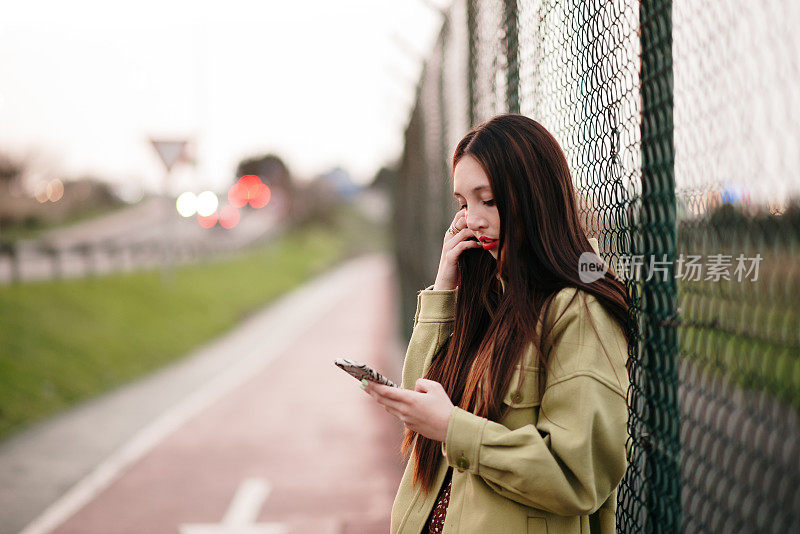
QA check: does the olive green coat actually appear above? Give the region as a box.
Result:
[390,238,630,533]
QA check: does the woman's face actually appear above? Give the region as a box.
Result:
[453,155,501,260]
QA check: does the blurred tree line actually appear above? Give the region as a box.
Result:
[0,152,123,242]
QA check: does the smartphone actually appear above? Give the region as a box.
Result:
[334,358,398,388]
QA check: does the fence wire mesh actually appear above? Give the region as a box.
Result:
[391,0,800,532]
[672,0,800,532]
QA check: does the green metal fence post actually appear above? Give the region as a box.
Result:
[467,0,478,127]
[639,0,680,531]
[503,0,519,114]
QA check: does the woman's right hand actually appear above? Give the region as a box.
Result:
[433,208,482,290]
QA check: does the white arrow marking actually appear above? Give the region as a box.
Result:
[179,478,287,534]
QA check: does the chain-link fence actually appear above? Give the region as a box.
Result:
[390,0,800,532]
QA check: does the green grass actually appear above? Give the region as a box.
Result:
[674,249,800,412]
[0,201,388,442]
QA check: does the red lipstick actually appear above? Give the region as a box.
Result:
[479,237,498,250]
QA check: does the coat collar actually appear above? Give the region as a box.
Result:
[588,236,600,256]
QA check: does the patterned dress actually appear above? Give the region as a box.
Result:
[423,466,453,533]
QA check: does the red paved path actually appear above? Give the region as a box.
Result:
[50,261,405,534]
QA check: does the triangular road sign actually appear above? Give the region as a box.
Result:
[150,139,188,171]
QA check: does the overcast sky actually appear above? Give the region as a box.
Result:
[0,0,447,199]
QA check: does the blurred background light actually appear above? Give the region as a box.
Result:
[45,179,64,202]
[196,190,218,217]
[176,191,198,217]
[228,175,271,209]
[227,183,246,208]
[218,205,240,229]
[250,183,270,209]
[197,212,218,228]
[34,183,49,203]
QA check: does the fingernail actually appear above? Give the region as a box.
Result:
[361,379,369,387]
[359,383,366,390]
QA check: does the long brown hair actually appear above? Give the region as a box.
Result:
[401,113,630,493]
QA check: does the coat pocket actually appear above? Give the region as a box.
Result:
[527,516,548,533]
[502,364,541,408]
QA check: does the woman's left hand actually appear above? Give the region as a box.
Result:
[363,378,454,443]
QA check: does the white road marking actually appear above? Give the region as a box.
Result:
[179,478,287,534]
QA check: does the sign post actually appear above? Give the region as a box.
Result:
[150,138,188,287]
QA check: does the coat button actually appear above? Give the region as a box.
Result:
[456,456,470,470]
[511,392,522,403]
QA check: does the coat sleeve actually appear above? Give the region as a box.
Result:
[400,285,457,391]
[442,290,630,516]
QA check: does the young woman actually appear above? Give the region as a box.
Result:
[362,113,630,533]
